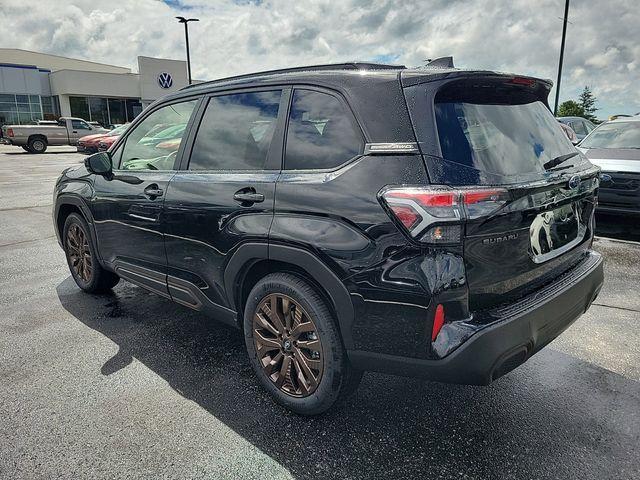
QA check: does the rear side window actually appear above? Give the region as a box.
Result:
[285,90,362,170]
[189,90,282,171]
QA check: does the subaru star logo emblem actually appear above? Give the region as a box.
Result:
[568,175,581,190]
[157,72,173,89]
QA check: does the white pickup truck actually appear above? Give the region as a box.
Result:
[0,117,108,153]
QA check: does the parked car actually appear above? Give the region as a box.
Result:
[557,116,596,142]
[54,62,603,415]
[97,137,117,152]
[1,117,107,153]
[577,117,640,215]
[78,124,130,154]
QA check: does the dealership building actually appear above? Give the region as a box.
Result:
[0,48,193,127]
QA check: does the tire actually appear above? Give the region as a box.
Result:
[21,145,30,152]
[62,213,119,293]
[27,136,47,153]
[244,273,362,415]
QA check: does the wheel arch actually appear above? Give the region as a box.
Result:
[225,243,355,349]
[27,134,48,150]
[55,195,104,265]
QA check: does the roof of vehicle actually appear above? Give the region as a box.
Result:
[176,62,550,95]
[158,62,552,144]
[608,116,640,123]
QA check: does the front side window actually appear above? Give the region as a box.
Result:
[188,90,282,171]
[118,100,197,171]
[72,120,91,130]
[284,90,362,170]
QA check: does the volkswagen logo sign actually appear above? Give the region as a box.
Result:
[157,72,173,89]
[568,174,581,190]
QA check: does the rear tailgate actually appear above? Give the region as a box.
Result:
[403,72,600,311]
[463,173,599,310]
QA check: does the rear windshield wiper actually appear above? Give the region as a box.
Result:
[543,151,579,170]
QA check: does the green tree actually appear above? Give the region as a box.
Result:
[557,100,585,117]
[578,86,598,122]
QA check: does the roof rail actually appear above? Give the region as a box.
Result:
[180,61,407,90]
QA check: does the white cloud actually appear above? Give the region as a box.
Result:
[0,0,638,117]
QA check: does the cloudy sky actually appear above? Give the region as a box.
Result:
[1,0,638,118]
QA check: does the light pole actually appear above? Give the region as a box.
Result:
[176,16,199,85]
[553,0,570,115]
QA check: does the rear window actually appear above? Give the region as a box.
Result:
[580,121,640,149]
[431,79,584,184]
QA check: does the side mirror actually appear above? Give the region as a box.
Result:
[85,152,112,177]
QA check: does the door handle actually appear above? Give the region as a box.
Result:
[233,188,264,205]
[144,184,164,198]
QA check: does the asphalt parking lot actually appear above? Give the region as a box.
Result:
[0,144,639,480]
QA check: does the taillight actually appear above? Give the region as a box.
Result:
[508,76,536,86]
[380,186,508,244]
[7,128,14,137]
[432,304,445,341]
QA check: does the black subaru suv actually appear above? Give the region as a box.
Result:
[54,62,604,415]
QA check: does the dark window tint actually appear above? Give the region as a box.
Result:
[285,90,362,170]
[189,90,282,171]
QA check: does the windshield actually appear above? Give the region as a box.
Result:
[435,100,578,179]
[108,124,129,136]
[580,121,640,149]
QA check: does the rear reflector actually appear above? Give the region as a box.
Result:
[432,304,445,341]
[380,186,508,243]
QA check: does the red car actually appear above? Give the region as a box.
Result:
[97,135,119,152]
[79,124,129,153]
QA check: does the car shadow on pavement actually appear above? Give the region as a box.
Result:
[3,151,79,155]
[595,213,640,242]
[56,276,639,479]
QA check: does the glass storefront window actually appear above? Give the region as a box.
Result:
[41,96,60,120]
[88,97,108,127]
[0,94,46,126]
[70,96,90,122]
[18,112,32,123]
[108,98,126,125]
[68,95,142,126]
[0,102,17,112]
[0,111,18,125]
[126,99,143,122]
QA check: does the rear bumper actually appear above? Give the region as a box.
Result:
[348,250,604,385]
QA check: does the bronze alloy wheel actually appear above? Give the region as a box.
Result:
[66,223,92,283]
[253,294,324,397]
